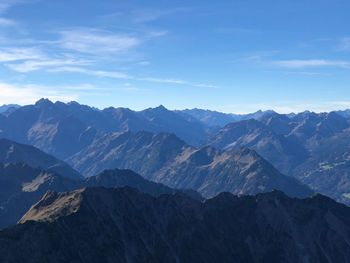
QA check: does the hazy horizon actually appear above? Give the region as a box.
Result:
[2,98,350,115]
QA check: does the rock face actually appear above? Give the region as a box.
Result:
[0,139,82,180]
[0,163,199,229]
[0,187,349,263]
[69,131,312,199]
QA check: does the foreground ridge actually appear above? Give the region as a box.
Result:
[1,187,349,263]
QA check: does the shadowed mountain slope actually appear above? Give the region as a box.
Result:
[0,187,349,263]
[0,139,82,180]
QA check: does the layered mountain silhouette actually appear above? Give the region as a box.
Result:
[207,111,350,204]
[69,131,311,198]
[1,100,350,205]
[180,108,276,127]
[0,99,206,159]
[0,162,199,229]
[0,187,349,262]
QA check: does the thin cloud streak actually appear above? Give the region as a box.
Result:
[7,58,91,72]
[0,18,16,26]
[59,29,141,55]
[138,77,219,88]
[50,66,219,89]
[339,37,350,51]
[0,0,27,14]
[48,67,131,79]
[271,59,350,69]
[0,48,45,62]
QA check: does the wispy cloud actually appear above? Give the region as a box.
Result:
[48,67,131,79]
[0,18,16,26]
[49,66,219,88]
[100,7,185,25]
[264,70,333,77]
[0,82,79,105]
[235,50,280,64]
[271,59,350,69]
[0,10,218,91]
[0,47,91,72]
[339,37,350,51]
[7,58,91,73]
[216,27,258,35]
[0,35,219,89]
[130,9,174,24]
[0,0,25,14]
[138,77,219,88]
[0,48,44,62]
[59,29,141,56]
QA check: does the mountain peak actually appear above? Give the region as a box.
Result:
[155,104,167,110]
[67,101,81,106]
[147,104,169,113]
[35,98,54,107]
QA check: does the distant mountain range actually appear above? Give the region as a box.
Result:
[180,108,277,127]
[0,187,349,262]
[0,99,206,160]
[0,104,20,114]
[1,99,350,205]
[207,111,350,204]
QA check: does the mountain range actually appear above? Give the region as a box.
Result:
[0,99,206,160]
[1,99,350,261]
[0,187,349,263]
[68,131,311,198]
[0,136,311,229]
[1,99,350,206]
[207,111,350,204]
[180,108,277,127]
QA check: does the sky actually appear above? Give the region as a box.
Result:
[0,0,350,113]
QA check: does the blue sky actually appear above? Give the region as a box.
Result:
[0,0,350,113]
